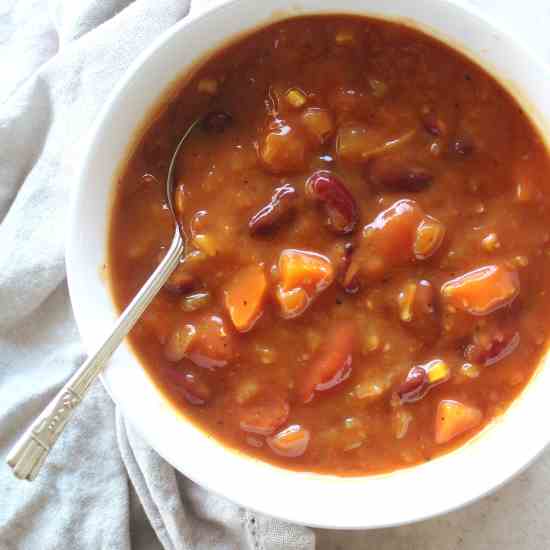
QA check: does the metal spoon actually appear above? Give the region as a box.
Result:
[7,117,202,481]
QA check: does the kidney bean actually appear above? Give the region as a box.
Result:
[451,135,474,156]
[368,157,433,192]
[465,329,520,366]
[179,372,212,405]
[422,111,447,137]
[202,111,233,133]
[249,184,297,234]
[396,366,429,403]
[164,270,195,294]
[305,170,358,234]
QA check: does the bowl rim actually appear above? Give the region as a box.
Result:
[66,0,550,529]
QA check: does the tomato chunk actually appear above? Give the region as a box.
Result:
[441,264,520,315]
[224,265,268,332]
[267,425,311,457]
[298,320,356,403]
[435,400,482,444]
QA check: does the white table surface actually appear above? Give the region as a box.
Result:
[316,1,550,548]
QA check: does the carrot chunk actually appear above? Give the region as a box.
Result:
[275,249,334,318]
[435,400,482,444]
[441,264,520,315]
[279,249,334,292]
[344,199,423,284]
[224,265,268,332]
[298,320,356,403]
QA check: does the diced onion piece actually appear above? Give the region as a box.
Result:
[224,265,268,332]
[413,215,446,260]
[267,425,310,457]
[164,324,196,362]
[300,107,334,144]
[398,282,416,322]
[441,264,520,315]
[435,400,482,444]
[392,408,413,439]
[336,124,415,163]
[181,291,211,312]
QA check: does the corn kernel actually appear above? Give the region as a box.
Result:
[481,232,500,252]
[426,359,450,384]
[285,88,307,108]
[197,77,218,95]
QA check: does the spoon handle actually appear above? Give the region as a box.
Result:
[6,232,184,481]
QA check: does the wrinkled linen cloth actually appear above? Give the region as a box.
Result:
[0,1,314,549]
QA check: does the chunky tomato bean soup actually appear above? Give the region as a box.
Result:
[109,16,550,475]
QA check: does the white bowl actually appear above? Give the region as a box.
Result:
[67,0,550,529]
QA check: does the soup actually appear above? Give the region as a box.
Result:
[108,15,550,475]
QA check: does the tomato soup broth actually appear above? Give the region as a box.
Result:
[109,16,550,475]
